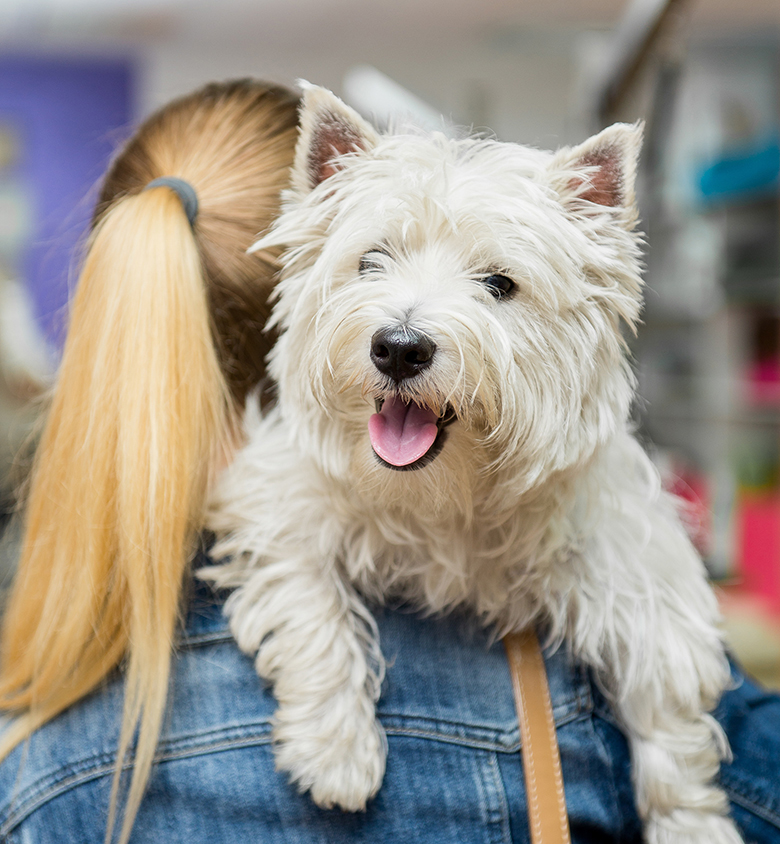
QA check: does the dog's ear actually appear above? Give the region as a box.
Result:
[292,83,379,194]
[549,122,643,227]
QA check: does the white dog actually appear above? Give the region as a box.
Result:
[204,84,741,844]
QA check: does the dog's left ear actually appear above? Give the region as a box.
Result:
[549,122,643,228]
[291,83,380,195]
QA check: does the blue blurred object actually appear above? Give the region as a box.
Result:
[0,54,135,348]
[698,133,780,204]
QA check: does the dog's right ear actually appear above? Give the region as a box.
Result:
[548,122,643,231]
[292,83,379,194]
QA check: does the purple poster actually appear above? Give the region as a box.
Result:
[0,54,135,346]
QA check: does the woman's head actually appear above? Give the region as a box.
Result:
[96,78,299,403]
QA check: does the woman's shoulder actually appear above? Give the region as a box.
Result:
[0,577,269,836]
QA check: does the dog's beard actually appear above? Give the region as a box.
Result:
[351,413,485,519]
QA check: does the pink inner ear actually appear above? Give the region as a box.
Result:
[571,146,622,207]
[307,115,364,187]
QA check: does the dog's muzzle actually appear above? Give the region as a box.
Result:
[367,326,454,470]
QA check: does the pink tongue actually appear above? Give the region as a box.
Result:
[368,397,440,467]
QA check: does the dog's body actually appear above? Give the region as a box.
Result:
[205,86,741,843]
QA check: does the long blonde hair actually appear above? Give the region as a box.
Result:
[0,79,299,843]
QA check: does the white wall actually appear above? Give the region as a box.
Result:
[140,27,592,148]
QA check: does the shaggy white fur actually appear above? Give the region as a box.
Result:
[203,84,742,843]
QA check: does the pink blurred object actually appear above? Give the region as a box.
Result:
[665,462,712,559]
[737,491,780,614]
[746,359,780,405]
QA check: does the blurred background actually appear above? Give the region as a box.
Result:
[0,0,777,683]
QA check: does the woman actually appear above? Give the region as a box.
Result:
[0,78,299,843]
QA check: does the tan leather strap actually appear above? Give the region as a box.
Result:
[503,629,571,844]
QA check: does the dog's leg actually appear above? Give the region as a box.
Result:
[572,496,743,844]
[220,558,386,811]
[621,695,742,844]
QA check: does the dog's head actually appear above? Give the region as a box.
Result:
[258,85,643,511]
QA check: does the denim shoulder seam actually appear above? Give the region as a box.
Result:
[177,630,234,649]
[381,703,589,753]
[727,789,780,830]
[722,777,780,830]
[0,723,271,835]
[384,724,518,752]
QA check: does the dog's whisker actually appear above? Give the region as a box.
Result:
[337,372,361,395]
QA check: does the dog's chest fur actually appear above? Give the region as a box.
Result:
[341,487,554,616]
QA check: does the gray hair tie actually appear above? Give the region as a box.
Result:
[144,177,199,227]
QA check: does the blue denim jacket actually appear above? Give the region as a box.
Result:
[1,572,779,844]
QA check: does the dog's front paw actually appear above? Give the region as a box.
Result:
[646,810,744,844]
[273,696,387,811]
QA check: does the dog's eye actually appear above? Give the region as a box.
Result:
[481,274,515,299]
[359,250,389,275]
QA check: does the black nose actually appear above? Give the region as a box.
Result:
[370,326,436,382]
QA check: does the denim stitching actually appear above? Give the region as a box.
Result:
[472,751,492,834]
[470,751,509,844]
[2,696,592,831]
[384,725,519,752]
[721,771,780,829]
[2,708,593,833]
[177,631,234,649]
[1,748,116,827]
[378,687,588,740]
[3,722,575,833]
[588,714,623,839]
[380,712,517,739]
[727,789,780,831]
[0,724,272,835]
[487,752,513,844]
[382,705,588,754]
[721,766,779,812]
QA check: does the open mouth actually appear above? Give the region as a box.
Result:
[368,396,456,471]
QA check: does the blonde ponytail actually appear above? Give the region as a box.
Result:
[1,187,233,841]
[0,80,299,844]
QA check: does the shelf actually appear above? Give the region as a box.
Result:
[645,408,780,426]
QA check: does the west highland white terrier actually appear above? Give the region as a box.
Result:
[205,84,741,844]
